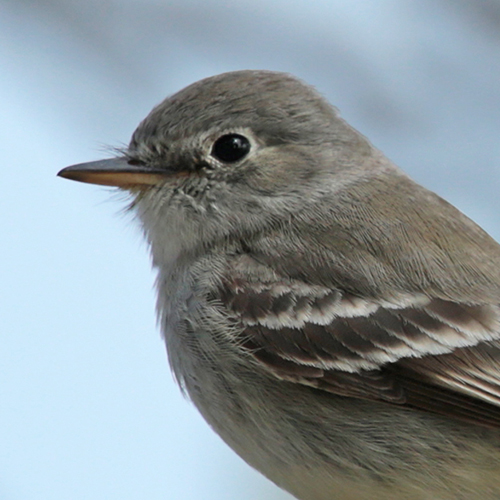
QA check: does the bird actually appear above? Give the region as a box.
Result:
[58,70,500,500]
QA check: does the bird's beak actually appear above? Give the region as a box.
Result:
[57,158,170,188]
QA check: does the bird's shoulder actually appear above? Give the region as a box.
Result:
[209,176,500,427]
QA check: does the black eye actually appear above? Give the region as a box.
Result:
[211,134,251,163]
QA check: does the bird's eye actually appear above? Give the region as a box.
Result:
[211,134,251,163]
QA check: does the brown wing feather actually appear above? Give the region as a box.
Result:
[218,259,500,428]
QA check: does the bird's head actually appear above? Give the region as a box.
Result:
[58,70,376,258]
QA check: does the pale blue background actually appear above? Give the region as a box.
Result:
[2,1,500,499]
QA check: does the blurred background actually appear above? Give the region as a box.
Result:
[1,1,500,499]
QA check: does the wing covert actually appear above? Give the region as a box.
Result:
[216,253,500,428]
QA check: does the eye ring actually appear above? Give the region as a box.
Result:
[211,134,251,163]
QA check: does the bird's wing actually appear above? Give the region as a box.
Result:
[216,251,500,428]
